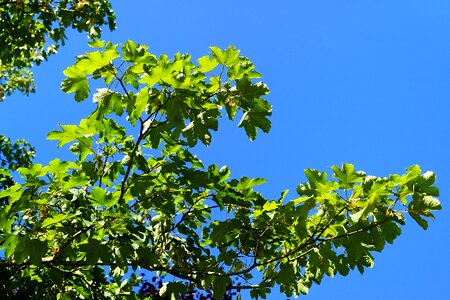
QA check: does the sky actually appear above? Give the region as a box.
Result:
[1,0,449,299]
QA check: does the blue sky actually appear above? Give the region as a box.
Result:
[1,1,449,299]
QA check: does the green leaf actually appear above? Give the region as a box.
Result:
[63,175,89,191]
[123,40,137,61]
[61,77,90,102]
[262,200,279,212]
[401,165,422,183]
[29,239,47,266]
[414,171,439,196]
[235,78,270,101]
[0,183,22,203]
[47,126,77,147]
[77,49,120,73]
[304,169,327,184]
[140,59,183,87]
[88,39,106,49]
[47,122,96,147]
[409,194,442,213]
[182,110,220,146]
[380,221,401,244]
[408,193,441,229]
[14,237,47,265]
[91,186,106,202]
[421,195,441,210]
[42,213,77,228]
[331,163,365,187]
[237,177,267,190]
[197,55,218,72]
[43,158,78,175]
[79,239,109,264]
[210,46,240,66]
[409,212,428,230]
[130,87,149,125]
[212,276,231,298]
[90,187,119,207]
[238,110,271,140]
[2,234,19,259]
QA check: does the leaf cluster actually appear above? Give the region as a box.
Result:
[0,41,441,299]
[0,135,34,190]
[0,0,116,100]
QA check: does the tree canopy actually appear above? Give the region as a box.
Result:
[0,2,443,299]
[0,0,115,100]
[0,39,441,299]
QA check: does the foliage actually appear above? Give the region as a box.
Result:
[0,40,441,299]
[0,135,35,190]
[0,0,116,99]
